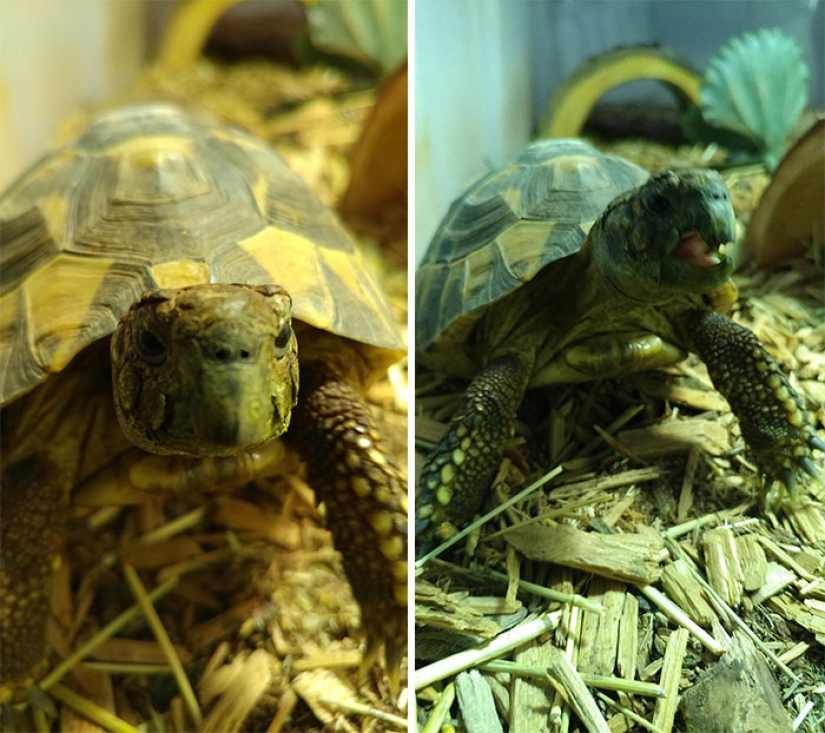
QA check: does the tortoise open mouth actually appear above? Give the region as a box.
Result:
[662,228,733,292]
[671,230,728,267]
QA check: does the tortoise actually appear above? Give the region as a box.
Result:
[416,139,823,536]
[0,103,407,701]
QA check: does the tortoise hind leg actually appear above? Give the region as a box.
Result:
[0,456,70,703]
[284,367,408,692]
[417,352,531,541]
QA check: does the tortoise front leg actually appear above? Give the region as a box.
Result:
[0,457,70,703]
[284,367,408,691]
[73,442,294,506]
[679,309,823,494]
[417,352,531,541]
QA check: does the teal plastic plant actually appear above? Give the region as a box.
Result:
[684,28,809,170]
[306,0,407,78]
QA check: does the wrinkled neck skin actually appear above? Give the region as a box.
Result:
[577,232,706,314]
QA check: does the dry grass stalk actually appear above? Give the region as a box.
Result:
[123,565,202,728]
[638,585,725,656]
[49,682,140,733]
[415,614,561,691]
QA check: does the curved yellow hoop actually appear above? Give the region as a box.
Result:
[541,47,702,139]
[156,0,243,70]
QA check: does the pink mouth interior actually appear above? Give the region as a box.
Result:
[671,231,722,267]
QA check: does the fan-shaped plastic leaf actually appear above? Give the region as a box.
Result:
[701,29,809,170]
[306,0,407,78]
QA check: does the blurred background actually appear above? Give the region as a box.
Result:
[415,0,825,262]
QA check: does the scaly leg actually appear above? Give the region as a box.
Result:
[417,352,531,541]
[0,458,70,703]
[679,309,823,494]
[284,367,408,691]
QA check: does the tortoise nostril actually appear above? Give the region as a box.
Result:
[211,345,254,360]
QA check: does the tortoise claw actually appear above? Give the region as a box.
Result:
[780,467,795,496]
[800,455,820,481]
[810,435,825,454]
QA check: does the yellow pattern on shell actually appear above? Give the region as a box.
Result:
[24,254,117,375]
[150,260,212,289]
[239,227,334,330]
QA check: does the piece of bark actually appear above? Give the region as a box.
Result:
[681,631,793,733]
[767,594,825,641]
[510,640,556,732]
[415,580,506,639]
[544,646,611,733]
[660,559,717,628]
[744,117,825,267]
[198,649,275,733]
[339,63,407,225]
[616,417,731,459]
[616,592,640,682]
[578,578,625,676]
[506,524,665,585]
[456,669,505,733]
[703,528,745,608]
[652,627,689,733]
[735,534,768,592]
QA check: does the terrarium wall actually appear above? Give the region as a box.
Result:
[414,0,824,263]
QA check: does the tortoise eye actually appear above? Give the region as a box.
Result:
[646,193,671,214]
[274,320,293,358]
[135,329,167,365]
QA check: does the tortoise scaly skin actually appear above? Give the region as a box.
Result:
[416,140,822,539]
[0,104,407,701]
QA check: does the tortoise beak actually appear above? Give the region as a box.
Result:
[187,351,293,453]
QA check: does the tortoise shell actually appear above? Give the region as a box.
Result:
[415,139,649,354]
[0,103,403,406]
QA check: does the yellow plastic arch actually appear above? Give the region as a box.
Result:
[156,0,243,71]
[541,47,702,139]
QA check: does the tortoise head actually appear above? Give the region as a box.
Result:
[587,170,735,302]
[111,283,299,457]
